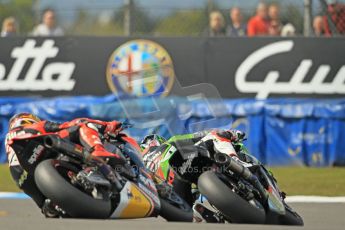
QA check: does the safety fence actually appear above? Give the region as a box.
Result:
[1,96,344,166]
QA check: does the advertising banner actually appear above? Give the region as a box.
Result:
[0,37,344,99]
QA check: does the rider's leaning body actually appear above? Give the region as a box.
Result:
[142,129,246,175]
[141,128,247,222]
[5,113,124,217]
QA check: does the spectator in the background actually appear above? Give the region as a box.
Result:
[227,7,247,37]
[268,4,282,36]
[268,20,281,36]
[247,2,269,36]
[203,11,226,37]
[32,9,64,36]
[323,0,345,35]
[1,17,17,37]
[313,16,326,37]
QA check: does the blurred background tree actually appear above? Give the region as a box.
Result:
[0,0,34,34]
[154,10,208,36]
[113,1,154,35]
[69,9,123,36]
[0,0,307,36]
[281,4,304,34]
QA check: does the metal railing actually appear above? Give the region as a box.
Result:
[0,0,344,37]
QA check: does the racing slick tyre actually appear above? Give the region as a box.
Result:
[35,159,112,218]
[266,205,304,226]
[159,198,193,222]
[198,171,266,224]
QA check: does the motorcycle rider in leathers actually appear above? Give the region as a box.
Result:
[140,129,246,222]
[5,113,126,217]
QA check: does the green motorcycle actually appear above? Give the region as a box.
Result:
[141,134,303,225]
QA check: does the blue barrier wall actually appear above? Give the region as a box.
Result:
[1,96,345,166]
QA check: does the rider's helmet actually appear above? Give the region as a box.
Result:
[8,112,41,130]
[217,129,246,142]
[230,129,246,141]
[140,134,166,150]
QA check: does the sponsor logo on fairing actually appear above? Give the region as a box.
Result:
[138,183,160,205]
[139,174,156,192]
[28,145,44,164]
[179,153,196,175]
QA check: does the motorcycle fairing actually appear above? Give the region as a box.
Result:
[263,171,286,215]
[9,134,57,172]
[110,181,155,219]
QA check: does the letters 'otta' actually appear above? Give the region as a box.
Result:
[0,39,76,91]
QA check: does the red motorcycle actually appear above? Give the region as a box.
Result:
[10,128,192,221]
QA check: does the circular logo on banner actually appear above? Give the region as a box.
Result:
[106,39,175,97]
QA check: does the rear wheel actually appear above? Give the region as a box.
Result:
[198,171,266,224]
[35,159,112,218]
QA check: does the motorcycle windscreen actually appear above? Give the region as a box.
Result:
[264,171,286,215]
[110,181,156,219]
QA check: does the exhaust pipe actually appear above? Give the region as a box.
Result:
[44,136,56,149]
[43,135,89,162]
[214,152,229,165]
[214,153,252,179]
[214,153,268,201]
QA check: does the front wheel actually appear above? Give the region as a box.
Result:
[35,159,112,218]
[159,192,193,222]
[198,171,266,224]
[279,206,304,226]
[265,205,304,226]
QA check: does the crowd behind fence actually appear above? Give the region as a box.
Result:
[0,0,344,37]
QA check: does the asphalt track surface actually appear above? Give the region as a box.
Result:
[0,199,344,230]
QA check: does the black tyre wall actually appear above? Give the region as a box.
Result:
[198,171,266,224]
[34,159,112,218]
[159,198,193,222]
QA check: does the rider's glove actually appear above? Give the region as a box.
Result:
[104,121,122,138]
[217,129,245,142]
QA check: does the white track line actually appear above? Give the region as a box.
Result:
[1,192,345,203]
[286,196,345,203]
[0,192,29,199]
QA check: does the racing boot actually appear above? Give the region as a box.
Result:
[91,145,135,180]
[191,186,224,223]
[192,192,224,223]
[41,199,64,218]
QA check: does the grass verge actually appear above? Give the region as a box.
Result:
[270,167,345,196]
[0,164,20,192]
[1,164,344,195]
